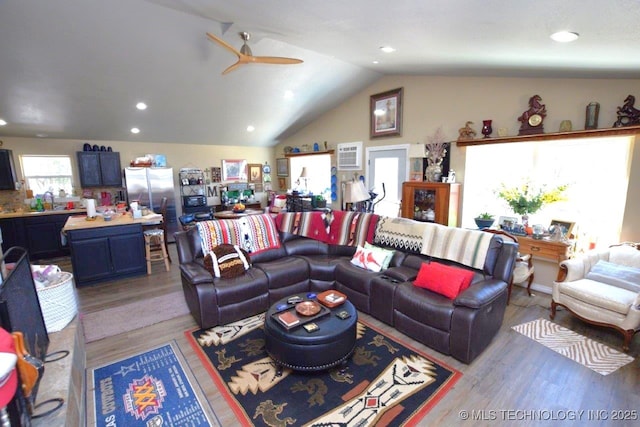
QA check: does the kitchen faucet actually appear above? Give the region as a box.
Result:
[42,191,55,210]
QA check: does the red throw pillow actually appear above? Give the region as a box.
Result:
[413,262,474,299]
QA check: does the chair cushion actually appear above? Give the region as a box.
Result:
[586,260,640,293]
[413,262,474,299]
[558,278,637,315]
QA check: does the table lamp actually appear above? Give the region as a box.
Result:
[298,167,309,193]
[343,180,370,211]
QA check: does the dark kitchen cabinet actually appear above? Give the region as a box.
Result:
[0,149,17,190]
[0,218,26,262]
[24,213,72,260]
[77,151,122,187]
[67,223,145,285]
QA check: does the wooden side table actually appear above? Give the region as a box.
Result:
[517,235,572,293]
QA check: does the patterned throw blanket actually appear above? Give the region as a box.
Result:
[275,211,333,242]
[373,216,430,253]
[197,214,281,256]
[420,223,493,270]
[326,211,378,247]
[276,211,378,247]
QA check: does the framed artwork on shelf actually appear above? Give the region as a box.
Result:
[211,167,222,183]
[276,158,289,177]
[370,87,403,138]
[549,219,575,237]
[248,163,263,183]
[222,159,247,181]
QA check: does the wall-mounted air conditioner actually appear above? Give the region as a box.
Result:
[337,141,362,170]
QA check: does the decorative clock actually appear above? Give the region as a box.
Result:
[517,94,547,135]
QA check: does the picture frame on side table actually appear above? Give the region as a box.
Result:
[222,159,247,181]
[498,216,519,231]
[276,158,289,177]
[370,87,403,138]
[248,163,263,184]
[549,219,575,238]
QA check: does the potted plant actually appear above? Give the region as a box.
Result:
[474,212,495,229]
[312,194,326,208]
[496,181,567,225]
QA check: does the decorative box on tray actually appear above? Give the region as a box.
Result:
[317,290,347,308]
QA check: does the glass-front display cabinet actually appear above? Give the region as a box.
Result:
[401,182,461,226]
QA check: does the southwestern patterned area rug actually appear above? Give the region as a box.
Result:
[512,318,634,375]
[186,314,461,426]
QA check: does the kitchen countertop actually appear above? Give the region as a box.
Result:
[62,212,163,232]
[0,208,88,219]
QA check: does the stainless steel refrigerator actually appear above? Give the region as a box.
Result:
[124,167,179,242]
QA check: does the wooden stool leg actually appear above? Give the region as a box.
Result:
[159,233,170,272]
[145,235,152,275]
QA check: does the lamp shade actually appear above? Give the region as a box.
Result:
[299,167,308,179]
[344,180,370,203]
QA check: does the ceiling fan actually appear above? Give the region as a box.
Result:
[206,31,303,75]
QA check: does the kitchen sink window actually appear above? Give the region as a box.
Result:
[21,155,74,196]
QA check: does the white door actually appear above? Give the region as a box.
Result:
[366,146,408,217]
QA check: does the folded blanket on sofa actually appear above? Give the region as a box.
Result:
[421,223,493,270]
[373,216,429,253]
[197,213,281,255]
[275,211,331,242]
[327,211,378,247]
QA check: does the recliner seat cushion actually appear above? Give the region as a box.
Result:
[394,282,454,331]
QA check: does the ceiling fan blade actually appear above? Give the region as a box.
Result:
[206,32,241,58]
[222,61,243,75]
[249,56,304,65]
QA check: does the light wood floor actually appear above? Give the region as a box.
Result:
[77,244,640,427]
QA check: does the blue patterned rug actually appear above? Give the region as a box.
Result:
[187,314,461,426]
[91,341,218,426]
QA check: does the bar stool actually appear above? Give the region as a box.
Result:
[144,229,170,274]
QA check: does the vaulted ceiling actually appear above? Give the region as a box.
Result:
[1,0,639,146]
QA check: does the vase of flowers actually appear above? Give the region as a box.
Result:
[496,181,568,224]
[424,127,448,182]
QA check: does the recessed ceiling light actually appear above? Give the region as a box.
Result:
[372,60,379,64]
[131,127,140,134]
[136,102,147,110]
[284,90,294,99]
[380,46,395,53]
[550,31,579,43]
[35,133,48,138]
[0,119,7,126]
[246,125,255,132]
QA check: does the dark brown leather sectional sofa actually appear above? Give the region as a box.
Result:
[175,213,517,363]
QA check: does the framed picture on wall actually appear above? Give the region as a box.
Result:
[211,167,222,183]
[276,158,289,177]
[248,163,263,183]
[222,159,247,181]
[370,87,403,138]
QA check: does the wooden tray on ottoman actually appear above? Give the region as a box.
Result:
[317,290,347,308]
[272,303,330,330]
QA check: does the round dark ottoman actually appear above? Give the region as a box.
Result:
[264,294,357,371]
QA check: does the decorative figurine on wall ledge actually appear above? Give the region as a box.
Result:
[457,121,477,141]
[613,95,640,127]
[517,94,547,135]
[585,101,600,129]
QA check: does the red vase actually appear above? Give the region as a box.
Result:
[481,120,493,138]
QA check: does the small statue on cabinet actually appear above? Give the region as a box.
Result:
[457,121,477,141]
[613,94,640,127]
[517,94,547,135]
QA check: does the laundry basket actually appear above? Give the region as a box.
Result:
[35,269,78,333]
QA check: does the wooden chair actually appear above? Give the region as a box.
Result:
[482,229,535,303]
[143,196,171,263]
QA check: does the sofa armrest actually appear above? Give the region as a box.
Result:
[179,262,213,286]
[454,279,507,309]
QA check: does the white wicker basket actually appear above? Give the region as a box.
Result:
[36,271,78,333]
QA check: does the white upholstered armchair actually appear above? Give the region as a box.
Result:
[551,242,640,351]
